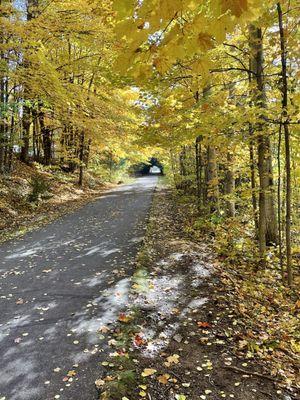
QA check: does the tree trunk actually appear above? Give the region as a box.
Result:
[206,145,219,214]
[249,128,259,233]
[0,67,5,173]
[20,0,40,164]
[277,122,284,277]
[78,132,85,186]
[225,151,235,217]
[249,25,278,264]
[39,111,52,165]
[277,2,292,285]
[195,136,203,210]
[20,105,31,164]
[85,138,92,168]
[7,113,14,172]
[179,147,187,177]
[0,3,7,173]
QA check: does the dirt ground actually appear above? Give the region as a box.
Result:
[97,186,299,400]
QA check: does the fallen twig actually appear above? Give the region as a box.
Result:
[226,365,281,383]
[226,365,300,391]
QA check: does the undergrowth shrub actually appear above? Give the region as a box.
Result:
[28,175,50,203]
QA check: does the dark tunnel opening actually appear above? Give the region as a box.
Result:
[131,157,164,176]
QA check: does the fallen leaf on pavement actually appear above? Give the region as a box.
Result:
[67,370,76,377]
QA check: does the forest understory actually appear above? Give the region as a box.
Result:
[0,160,120,243]
[96,184,300,400]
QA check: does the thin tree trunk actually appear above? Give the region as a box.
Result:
[207,145,219,214]
[39,111,52,165]
[277,2,292,285]
[249,128,259,233]
[195,136,203,210]
[225,151,235,217]
[0,73,5,173]
[8,113,15,172]
[277,122,284,277]
[20,106,31,163]
[0,2,8,173]
[78,132,85,186]
[179,147,187,177]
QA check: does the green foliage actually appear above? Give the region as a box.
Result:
[90,153,131,183]
[27,175,50,203]
[104,370,136,399]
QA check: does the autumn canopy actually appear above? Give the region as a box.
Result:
[0,0,299,281]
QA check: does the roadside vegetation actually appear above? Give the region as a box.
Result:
[96,182,299,400]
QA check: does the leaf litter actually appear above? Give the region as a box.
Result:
[95,187,299,400]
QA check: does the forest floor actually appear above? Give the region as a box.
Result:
[97,185,300,400]
[0,161,119,243]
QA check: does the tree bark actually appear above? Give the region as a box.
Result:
[0,0,8,172]
[195,136,203,210]
[277,122,284,277]
[249,25,278,264]
[249,127,259,233]
[206,145,219,214]
[20,105,31,163]
[39,111,52,165]
[78,132,85,186]
[277,2,292,285]
[225,151,235,217]
[0,76,5,173]
[20,0,40,164]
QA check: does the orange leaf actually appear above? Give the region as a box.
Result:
[197,322,211,328]
[134,334,145,347]
[118,313,130,323]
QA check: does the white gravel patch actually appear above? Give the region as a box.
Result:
[135,275,183,316]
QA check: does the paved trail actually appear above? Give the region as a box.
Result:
[0,176,157,400]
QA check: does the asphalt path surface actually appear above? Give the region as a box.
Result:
[0,176,158,400]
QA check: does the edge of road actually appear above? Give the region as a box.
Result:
[0,181,124,245]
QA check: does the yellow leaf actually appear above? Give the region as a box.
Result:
[220,0,249,17]
[164,354,180,366]
[157,374,170,384]
[153,56,171,74]
[67,370,76,377]
[113,0,135,18]
[160,0,182,19]
[95,379,105,388]
[141,368,157,377]
[191,56,212,82]
[197,32,214,51]
[139,385,147,390]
